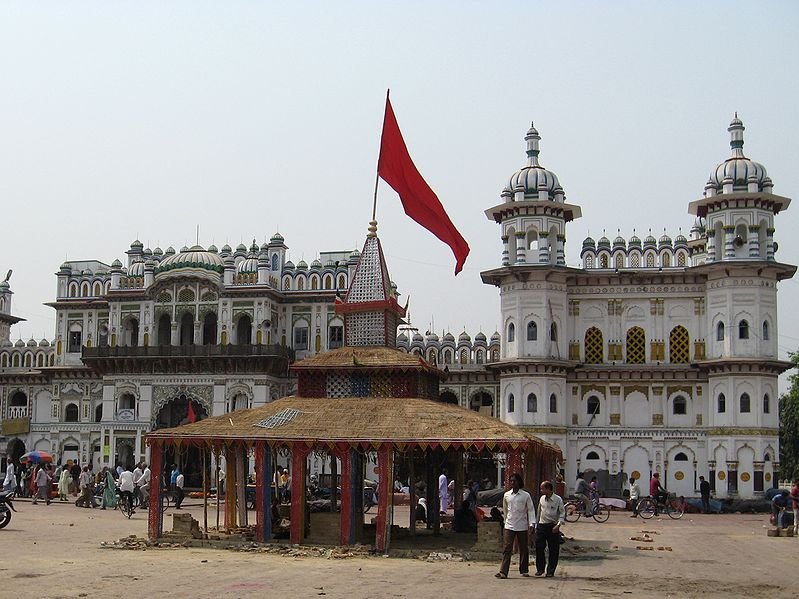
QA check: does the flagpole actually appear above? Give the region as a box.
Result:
[373,89,390,222]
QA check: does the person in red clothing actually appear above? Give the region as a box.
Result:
[649,473,668,509]
[790,479,799,535]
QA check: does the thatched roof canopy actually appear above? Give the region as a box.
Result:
[146,395,560,456]
[291,346,443,377]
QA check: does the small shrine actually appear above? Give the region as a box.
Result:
[146,221,560,551]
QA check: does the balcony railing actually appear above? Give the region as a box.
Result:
[83,343,294,360]
[8,406,28,419]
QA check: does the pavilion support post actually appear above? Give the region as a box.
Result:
[408,453,416,536]
[505,447,523,489]
[148,440,165,542]
[425,451,439,533]
[454,449,464,514]
[290,445,309,545]
[215,450,221,531]
[375,445,394,553]
[254,441,273,543]
[202,448,208,533]
[330,454,338,513]
[225,447,237,531]
[339,448,361,546]
[236,445,247,528]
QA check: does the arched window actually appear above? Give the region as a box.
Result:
[740,392,751,413]
[94,404,103,423]
[763,393,770,414]
[157,314,171,346]
[119,393,135,410]
[669,325,690,363]
[527,393,537,413]
[615,254,624,269]
[93,282,101,296]
[626,326,646,364]
[443,350,452,364]
[526,321,537,341]
[738,320,749,339]
[550,323,558,342]
[549,393,557,413]
[80,282,89,297]
[600,254,608,268]
[584,327,603,364]
[507,323,515,343]
[673,396,687,415]
[460,349,468,364]
[237,314,252,345]
[662,253,671,267]
[630,252,640,268]
[179,312,193,346]
[64,403,79,422]
[10,391,27,407]
[283,277,291,290]
[311,276,319,291]
[475,350,483,364]
[762,321,769,341]
[677,252,686,266]
[718,393,726,413]
[507,393,515,413]
[297,277,305,291]
[584,254,594,268]
[586,451,600,460]
[646,253,655,268]
[68,282,78,298]
[271,254,278,270]
[323,275,333,290]
[716,321,724,341]
[203,312,218,345]
[587,396,600,415]
[674,452,689,462]
[337,275,346,289]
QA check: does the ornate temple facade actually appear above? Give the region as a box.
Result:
[0,235,363,484]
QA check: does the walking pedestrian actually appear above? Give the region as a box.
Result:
[438,468,449,515]
[2,457,16,493]
[101,467,117,510]
[790,480,799,536]
[58,466,71,501]
[76,466,94,508]
[629,474,641,518]
[170,464,180,499]
[495,473,535,579]
[534,480,565,578]
[32,463,52,505]
[699,476,711,513]
[174,469,185,509]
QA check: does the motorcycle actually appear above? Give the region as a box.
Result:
[0,490,17,528]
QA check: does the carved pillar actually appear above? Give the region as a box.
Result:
[501,235,510,266]
[556,234,566,266]
[254,441,273,542]
[515,232,526,264]
[290,445,309,544]
[723,225,736,259]
[707,231,716,261]
[766,227,775,261]
[148,440,165,541]
[339,448,361,546]
[748,225,760,258]
[538,231,549,264]
[375,445,394,553]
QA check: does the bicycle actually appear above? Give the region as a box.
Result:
[637,493,684,520]
[117,490,136,519]
[564,497,610,523]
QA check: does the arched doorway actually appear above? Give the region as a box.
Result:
[469,391,494,416]
[439,391,459,406]
[179,313,194,346]
[203,312,218,345]
[124,318,140,347]
[6,438,25,466]
[157,314,171,346]
[237,314,252,345]
[154,394,209,488]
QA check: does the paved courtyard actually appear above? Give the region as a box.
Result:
[1,497,794,599]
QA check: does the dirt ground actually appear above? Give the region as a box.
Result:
[1,497,795,599]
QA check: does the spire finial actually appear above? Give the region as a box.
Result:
[367,220,378,238]
[728,113,745,157]
[525,122,541,167]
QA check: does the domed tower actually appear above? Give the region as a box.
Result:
[486,123,582,267]
[482,122,576,435]
[690,117,795,497]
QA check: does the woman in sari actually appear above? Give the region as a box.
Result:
[101,467,117,510]
[58,467,71,501]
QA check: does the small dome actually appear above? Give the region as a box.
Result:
[236,257,258,274]
[613,234,626,250]
[59,263,71,272]
[597,235,611,249]
[426,331,439,342]
[706,116,770,195]
[502,123,565,202]
[260,242,269,252]
[325,259,336,268]
[14,339,25,347]
[128,260,145,277]
[458,331,471,343]
[311,259,322,270]
[38,338,50,347]
[658,232,672,248]
[180,246,189,253]
[628,233,641,247]
[284,261,295,270]
[397,332,408,342]
[130,239,143,249]
[220,244,231,254]
[165,246,176,256]
[443,332,455,343]
[153,247,163,256]
[111,259,123,269]
[643,232,657,248]
[490,331,501,342]
[26,337,37,347]
[474,331,487,345]
[674,233,688,246]
[207,244,218,253]
[296,260,308,270]
[270,232,285,244]
[142,247,153,257]
[412,332,424,343]
[0,280,9,290]
[235,243,247,255]
[582,236,596,248]
[348,249,361,263]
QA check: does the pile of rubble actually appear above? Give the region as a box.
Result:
[225,543,372,559]
[100,535,189,550]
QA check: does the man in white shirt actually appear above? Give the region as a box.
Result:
[438,469,449,514]
[3,458,16,493]
[495,473,535,579]
[137,463,151,508]
[132,463,143,487]
[118,466,135,513]
[174,469,185,509]
[629,474,641,518]
[535,480,565,577]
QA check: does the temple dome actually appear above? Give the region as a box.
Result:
[502,123,565,202]
[155,245,224,278]
[706,116,771,195]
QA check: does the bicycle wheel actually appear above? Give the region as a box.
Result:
[592,503,610,522]
[564,501,582,522]
[638,498,656,519]
[160,493,171,513]
[667,499,684,519]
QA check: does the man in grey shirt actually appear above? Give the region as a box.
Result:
[535,480,565,577]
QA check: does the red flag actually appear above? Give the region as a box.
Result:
[187,401,197,423]
[378,95,470,274]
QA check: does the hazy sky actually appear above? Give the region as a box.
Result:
[2,2,798,372]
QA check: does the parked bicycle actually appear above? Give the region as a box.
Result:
[636,493,684,519]
[564,496,610,523]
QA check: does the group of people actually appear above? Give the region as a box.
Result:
[771,480,799,531]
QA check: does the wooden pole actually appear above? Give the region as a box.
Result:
[408,451,416,536]
[202,448,208,533]
[215,450,220,531]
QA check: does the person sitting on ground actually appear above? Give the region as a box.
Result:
[414,497,427,524]
[453,500,478,533]
[574,472,592,515]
